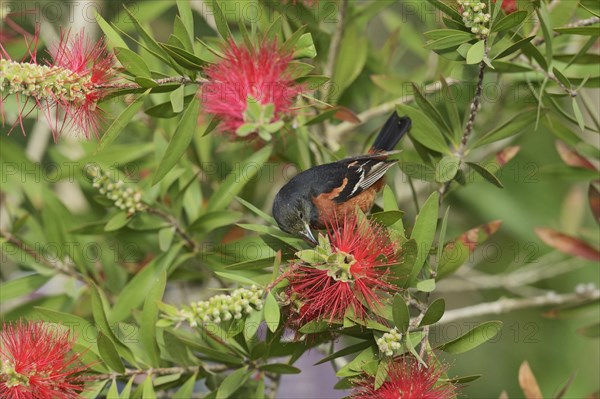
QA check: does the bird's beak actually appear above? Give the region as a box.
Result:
[301,223,317,245]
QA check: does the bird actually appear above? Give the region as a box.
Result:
[272,112,412,244]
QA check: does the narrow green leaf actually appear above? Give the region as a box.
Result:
[158,227,175,251]
[214,271,258,285]
[115,47,153,78]
[439,321,503,354]
[392,294,410,332]
[97,331,125,373]
[189,211,242,232]
[424,34,473,50]
[416,278,436,292]
[216,366,250,399]
[408,192,439,284]
[572,98,586,133]
[142,376,157,399]
[552,67,571,89]
[258,364,301,374]
[495,35,535,59]
[474,109,547,148]
[211,0,232,40]
[141,271,167,367]
[207,145,273,211]
[1,274,49,302]
[466,40,485,64]
[174,374,197,398]
[425,0,463,22]
[466,162,504,188]
[411,83,453,140]
[420,298,446,326]
[153,97,200,185]
[314,341,373,365]
[170,85,185,114]
[98,90,149,151]
[104,212,130,232]
[553,26,600,36]
[435,155,460,183]
[95,13,128,48]
[264,292,280,333]
[397,104,449,154]
[492,10,528,32]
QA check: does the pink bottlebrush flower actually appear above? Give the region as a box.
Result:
[494,0,518,14]
[0,320,90,399]
[288,215,399,324]
[350,357,458,399]
[201,39,304,139]
[1,28,115,141]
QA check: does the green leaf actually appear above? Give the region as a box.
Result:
[207,145,273,211]
[173,16,194,53]
[370,210,404,227]
[176,0,194,43]
[572,98,586,133]
[473,109,547,148]
[397,104,449,154]
[110,245,181,323]
[314,341,373,365]
[142,376,157,399]
[411,83,453,141]
[158,227,175,251]
[141,271,166,367]
[439,321,503,354]
[216,366,250,399]
[420,298,445,326]
[492,10,528,32]
[97,331,125,373]
[437,241,469,279]
[435,155,460,183]
[495,35,535,59]
[408,192,439,285]
[578,322,600,338]
[161,43,207,70]
[466,40,485,64]
[424,34,473,50]
[416,278,436,292]
[392,294,410,332]
[170,85,185,114]
[293,33,317,58]
[1,274,49,302]
[214,271,258,285]
[553,26,600,36]
[153,97,200,185]
[98,90,150,151]
[96,13,128,49]
[211,0,232,40]
[189,211,242,232]
[552,67,571,89]
[115,47,153,78]
[466,162,504,188]
[258,364,301,374]
[104,212,130,232]
[174,374,197,398]
[264,292,280,333]
[425,0,463,22]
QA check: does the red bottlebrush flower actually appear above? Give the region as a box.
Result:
[351,357,458,399]
[494,0,518,14]
[0,320,89,399]
[288,215,399,324]
[201,39,303,138]
[1,28,115,141]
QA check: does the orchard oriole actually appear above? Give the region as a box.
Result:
[273,112,411,244]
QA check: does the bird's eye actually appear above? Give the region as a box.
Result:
[298,211,304,219]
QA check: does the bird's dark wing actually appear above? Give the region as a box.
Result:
[332,154,397,203]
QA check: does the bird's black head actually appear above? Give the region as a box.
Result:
[272,187,317,244]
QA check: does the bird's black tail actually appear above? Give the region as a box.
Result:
[370,112,412,153]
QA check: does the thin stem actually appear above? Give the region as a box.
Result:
[0,230,88,285]
[98,76,206,90]
[438,288,599,325]
[530,16,599,47]
[524,58,578,97]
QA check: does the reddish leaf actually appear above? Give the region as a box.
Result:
[535,227,600,262]
[334,106,361,124]
[589,184,600,224]
[519,361,543,399]
[495,146,521,167]
[555,141,597,170]
[458,220,503,253]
